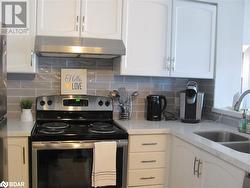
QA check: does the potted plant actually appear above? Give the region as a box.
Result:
[20,99,33,122]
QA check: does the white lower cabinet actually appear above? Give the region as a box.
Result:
[127,134,169,187]
[128,185,164,188]
[3,138,8,181]
[170,136,200,188]
[199,149,245,188]
[169,137,245,188]
[129,152,166,169]
[6,137,29,188]
[128,168,165,186]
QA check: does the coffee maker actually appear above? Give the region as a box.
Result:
[180,81,204,123]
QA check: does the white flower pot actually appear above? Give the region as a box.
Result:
[20,109,33,122]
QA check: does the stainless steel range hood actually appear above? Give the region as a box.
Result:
[34,36,126,59]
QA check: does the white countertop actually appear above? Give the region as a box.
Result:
[6,119,34,137]
[5,118,250,172]
[115,119,250,173]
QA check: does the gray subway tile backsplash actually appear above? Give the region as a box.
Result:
[21,81,52,89]
[7,88,36,97]
[7,57,215,120]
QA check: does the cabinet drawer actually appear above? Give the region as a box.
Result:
[129,152,166,169]
[128,168,165,186]
[129,135,167,152]
[128,185,164,188]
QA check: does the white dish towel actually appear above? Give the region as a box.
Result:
[92,141,117,187]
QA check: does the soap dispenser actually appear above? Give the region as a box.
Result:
[239,109,248,133]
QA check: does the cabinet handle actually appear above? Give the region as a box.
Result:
[76,16,79,31]
[2,40,6,46]
[82,16,85,32]
[4,147,7,165]
[166,57,171,71]
[140,176,155,180]
[197,159,202,178]
[31,51,34,67]
[141,160,156,163]
[23,147,25,164]
[171,57,175,71]
[193,157,199,175]
[142,143,157,146]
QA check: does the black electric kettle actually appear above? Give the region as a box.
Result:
[146,95,167,121]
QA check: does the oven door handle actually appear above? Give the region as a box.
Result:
[32,140,128,150]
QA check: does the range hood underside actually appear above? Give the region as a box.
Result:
[35,36,126,59]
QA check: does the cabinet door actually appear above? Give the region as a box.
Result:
[7,0,37,73]
[119,0,171,76]
[169,137,200,188]
[129,152,166,169]
[7,138,29,188]
[81,0,122,39]
[171,0,216,78]
[7,36,37,73]
[3,138,8,181]
[200,150,244,188]
[128,168,165,186]
[129,134,167,152]
[36,0,81,36]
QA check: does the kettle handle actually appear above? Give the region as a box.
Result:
[160,96,167,113]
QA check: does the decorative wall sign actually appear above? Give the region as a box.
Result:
[61,69,87,95]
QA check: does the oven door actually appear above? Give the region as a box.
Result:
[32,140,128,188]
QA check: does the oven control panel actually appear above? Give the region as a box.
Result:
[36,95,113,111]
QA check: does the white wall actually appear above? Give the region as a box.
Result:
[243,0,250,45]
[214,0,244,108]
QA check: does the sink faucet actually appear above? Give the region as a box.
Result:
[234,89,250,111]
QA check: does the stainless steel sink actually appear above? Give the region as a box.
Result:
[222,142,250,154]
[195,131,249,142]
[194,131,250,154]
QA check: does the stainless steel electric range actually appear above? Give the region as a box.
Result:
[31,95,128,188]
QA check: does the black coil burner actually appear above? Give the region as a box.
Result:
[89,122,116,134]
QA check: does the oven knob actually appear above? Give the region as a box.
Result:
[98,100,104,106]
[47,100,53,105]
[40,100,45,106]
[105,101,110,107]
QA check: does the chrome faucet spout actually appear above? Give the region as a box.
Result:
[234,89,250,111]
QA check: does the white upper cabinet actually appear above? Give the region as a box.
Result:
[7,36,37,73]
[81,0,122,39]
[170,0,216,78]
[117,0,217,78]
[36,0,81,37]
[119,0,172,76]
[7,0,37,73]
[36,0,122,39]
